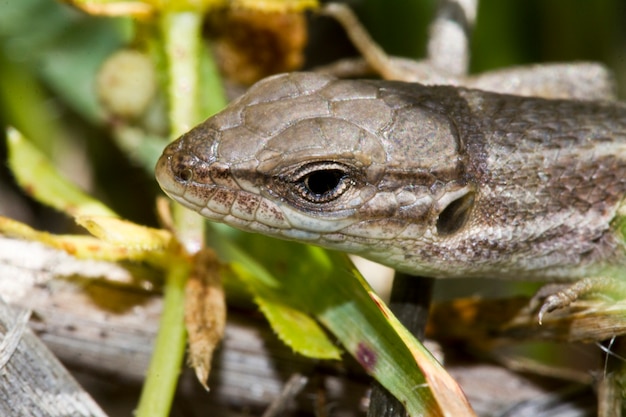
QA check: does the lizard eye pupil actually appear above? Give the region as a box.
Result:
[304,169,345,196]
[291,163,354,204]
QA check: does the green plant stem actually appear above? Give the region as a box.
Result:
[163,11,201,138]
[163,10,206,253]
[136,10,212,417]
[135,259,189,417]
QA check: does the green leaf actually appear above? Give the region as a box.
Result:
[256,295,342,359]
[215,233,342,360]
[213,230,474,416]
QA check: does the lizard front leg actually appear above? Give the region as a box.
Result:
[538,277,626,324]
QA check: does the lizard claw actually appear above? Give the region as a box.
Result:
[538,291,578,325]
[537,276,626,325]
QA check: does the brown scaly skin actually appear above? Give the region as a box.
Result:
[156,72,626,282]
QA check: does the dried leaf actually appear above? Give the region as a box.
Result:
[209,9,308,84]
[185,249,226,389]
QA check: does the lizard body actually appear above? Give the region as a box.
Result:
[156,72,626,281]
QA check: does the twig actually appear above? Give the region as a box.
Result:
[262,373,309,417]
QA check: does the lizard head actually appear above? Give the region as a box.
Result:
[156,72,474,275]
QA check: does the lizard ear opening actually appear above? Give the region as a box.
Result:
[436,191,475,236]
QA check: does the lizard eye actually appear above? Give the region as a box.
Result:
[292,162,354,204]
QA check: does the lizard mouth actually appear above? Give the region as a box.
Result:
[156,140,298,233]
[155,145,182,198]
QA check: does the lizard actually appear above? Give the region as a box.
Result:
[153,3,626,415]
[155,71,626,290]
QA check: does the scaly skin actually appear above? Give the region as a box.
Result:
[156,72,626,281]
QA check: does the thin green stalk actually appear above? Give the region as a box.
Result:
[136,10,212,417]
[162,11,206,253]
[163,11,201,138]
[135,259,189,417]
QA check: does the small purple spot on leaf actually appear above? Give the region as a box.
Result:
[356,342,377,372]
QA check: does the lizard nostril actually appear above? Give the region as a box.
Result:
[170,153,196,183]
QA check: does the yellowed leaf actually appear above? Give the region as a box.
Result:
[76,216,173,252]
[0,216,137,261]
[230,0,318,13]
